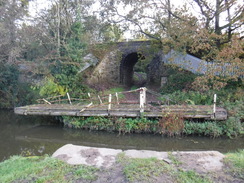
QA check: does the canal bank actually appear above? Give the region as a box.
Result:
[0,146,243,183]
[1,110,244,161]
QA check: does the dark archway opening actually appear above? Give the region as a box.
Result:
[120,52,147,87]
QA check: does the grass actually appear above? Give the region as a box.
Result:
[117,152,212,183]
[1,151,243,182]
[176,169,212,183]
[168,152,182,166]
[0,155,98,183]
[117,153,173,182]
[224,149,244,179]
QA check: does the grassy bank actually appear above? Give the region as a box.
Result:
[62,116,244,138]
[0,150,243,183]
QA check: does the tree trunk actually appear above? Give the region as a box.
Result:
[225,0,232,41]
[57,0,61,57]
[215,0,221,48]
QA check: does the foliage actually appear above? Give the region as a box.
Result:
[63,116,243,138]
[63,116,158,134]
[160,65,197,94]
[183,121,223,138]
[0,155,98,183]
[16,83,40,107]
[161,79,243,107]
[161,91,213,105]
[0,63,40,108]
[158,113,184,137]
[99,24,123,42]
[100,0,243,89]
[225,150,244,180]
[0,64,19,108]
[38,77,67,97]
[184,118,243,138]
[222,117,244,138]
[0,0,29,64]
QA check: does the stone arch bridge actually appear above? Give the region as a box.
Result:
[86,41,163,87]
[85,40,223,87]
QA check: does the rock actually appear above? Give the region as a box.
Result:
[124,149,168,160]
[172,151,225,173]
[52,144,122,168]
[52,144,225,173]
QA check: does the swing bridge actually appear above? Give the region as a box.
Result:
[14,87,227,120]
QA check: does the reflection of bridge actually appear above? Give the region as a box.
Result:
[15,87,227,120]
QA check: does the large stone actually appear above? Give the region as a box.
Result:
[52,144,122,168]
[52,144,225,173]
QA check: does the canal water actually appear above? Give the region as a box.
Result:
[1,110,244,162]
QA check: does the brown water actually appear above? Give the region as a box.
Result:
[1,110,243,162]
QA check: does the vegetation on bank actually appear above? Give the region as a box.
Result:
[58,65,243,138]
[225,150,244,180]
[1,150,243,183]
[0,155,98,183]
[63,116,244,138]
[117,152,212,183]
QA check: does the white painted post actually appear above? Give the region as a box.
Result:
[139,87,146,113]
[43,98,51,105]
[108,94,112,110]
[116,92,119,105]
[213,94,217,118]
[98,95,102,104]
[67,93,72,105]
[88,93,93,105]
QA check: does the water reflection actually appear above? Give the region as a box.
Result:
[0,110,243,162]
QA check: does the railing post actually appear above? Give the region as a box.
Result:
[139,87,146,114]
[43,98,51,105]
[213,94,217,118]
[116,92,119,105]
[88,93,93,105]
[108,94,112,111]
[98,95,103,104]
[67,92,72,105]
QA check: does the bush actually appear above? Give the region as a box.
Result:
[160,66,197,94]
[222,117,244,138]
[158,113,184,136]
[0,64,19,108]
[161,91,213,105]
[63,115,243,138]
[183,121,223,138]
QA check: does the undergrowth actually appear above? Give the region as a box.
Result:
[62,116,243,138]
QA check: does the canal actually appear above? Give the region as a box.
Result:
[1,110,243,162]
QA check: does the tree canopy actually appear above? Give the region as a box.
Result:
[0,0,243,98]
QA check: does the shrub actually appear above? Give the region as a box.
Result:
[158,113,184,136]
[161,91,213,105]
[183,121,223,138]
[160,66,197,94]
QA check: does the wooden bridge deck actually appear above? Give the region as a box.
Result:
[14,104,227,120]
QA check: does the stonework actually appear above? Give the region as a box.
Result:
[87,41,162,87]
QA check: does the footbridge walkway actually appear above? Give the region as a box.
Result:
[14,88,227,120]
